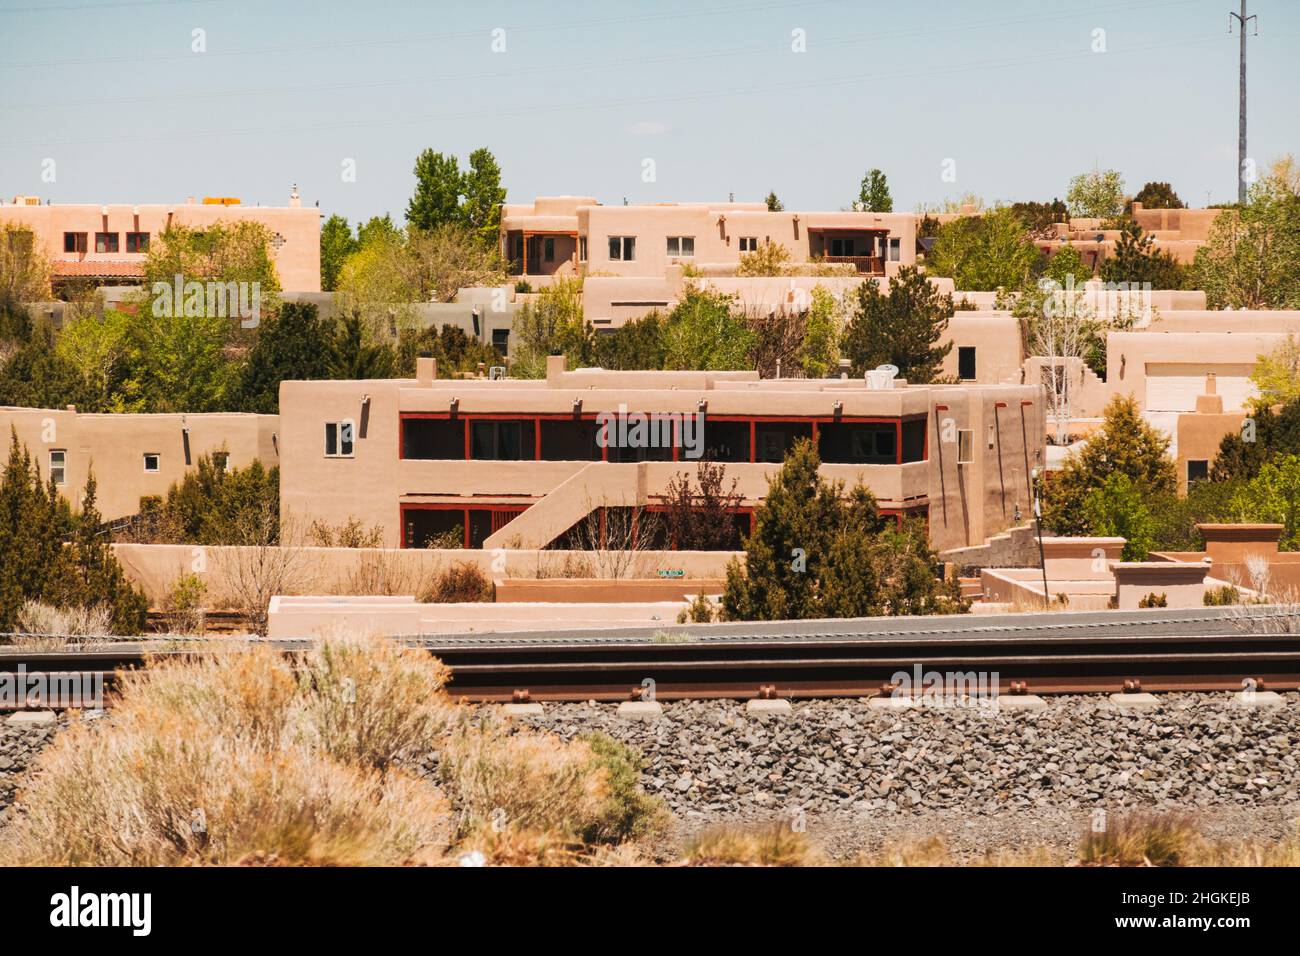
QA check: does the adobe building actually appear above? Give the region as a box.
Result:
[0,187,321,293]
[277,355,1046,553]
[503,195,918,329]
[0,405,278,520]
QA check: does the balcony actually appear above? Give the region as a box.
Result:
[822,255,885,275]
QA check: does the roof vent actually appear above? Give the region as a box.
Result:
[865,364,898,390]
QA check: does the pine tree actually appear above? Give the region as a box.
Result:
[1042,394,1178,535]
[841,265,953,382]
[460,148,507,250]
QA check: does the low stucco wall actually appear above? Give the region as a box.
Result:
[110,543,737,605]
[267,594,691,638]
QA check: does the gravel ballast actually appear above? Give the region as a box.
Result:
[3,694,1299,860]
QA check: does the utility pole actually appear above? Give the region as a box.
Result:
[1229,1,1258,205]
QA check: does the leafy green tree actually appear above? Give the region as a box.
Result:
[1131,182,1185,209]
[1149,479,1241,552]
[927,207,1040,291]
[764,191,784,212]
[1082,473,1155,560]
[800,285,842,378]
[722,440,965,620]
[1229,454,1300,550]
[1042,394,1178,535]
[237,302,339,413]
[53,308,134,412]
[0,223,49,327]
[841,265,952,383]
[1212,398,1300,482]
[1191,169,1300,308]
[1066,168,1125,219]
[1042,243,1093,286]
[510,276,594,377]
[406,150,463,231]
[320,214,357,292]
[460,147,507,249]
[334,226,419,334]
[662,287,753,371]
[1249,335,1300,407]
[356,214,401,249]
[857,169,893,212]
[593,311,667,370]
[1100,220,1185,289]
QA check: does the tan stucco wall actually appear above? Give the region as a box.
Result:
[277,366,1045,553]
[1,406,278,519]
[0,198,321,292]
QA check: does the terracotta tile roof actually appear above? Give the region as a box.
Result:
[51,260,146,279]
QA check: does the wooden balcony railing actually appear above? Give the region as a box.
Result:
[823,255,885,275]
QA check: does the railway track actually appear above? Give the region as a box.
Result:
[3,607,1299,706]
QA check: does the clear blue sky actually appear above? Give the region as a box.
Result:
[1,0,1296,224]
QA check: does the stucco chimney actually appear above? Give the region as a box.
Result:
[1195,372,1224,414]
[416,355,436,386]
[546,353,567,382]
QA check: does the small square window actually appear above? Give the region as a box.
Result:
[325,420,355,457]
[63,232,87,254]
[94,232,119,253]
[739,237,758,252]
[667,236,695,257]
[49,449,66,485]
[143,453,160,473]
[608,236,636,261]
[1187,459,1209,485]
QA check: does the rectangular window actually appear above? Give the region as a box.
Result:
[579,237,588,260]
[63,232,87,254]
[126,231,149,253]
[325,420,355,457]
[1187,459,1209,486]
[491,328,510,354]
[143,453,160,473]
[543,237,555,262]
[470,420,535,461]
[958,346,977,381]
[608,236,636,261]
[402,418,465,459]
[212,451,229,473]
[957,429,974,465]
[830,237,855,257]
[739,237,758,252]
[49,449,66,485]
[94,232,119,253]
[666,236,695,257]
[888,237,901,262]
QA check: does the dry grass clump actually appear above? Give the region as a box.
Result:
[438,718,669,859]
[1078,812,1202,867]
[0,632,670,867]
[683,823,820,867]
[295,629,453,771]
[851,837,1059,867]
[0,634,458,866]
[1191,827,1300,866]
[9,601,113,650]
[419,561,494,603]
